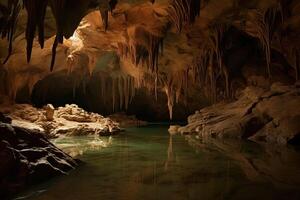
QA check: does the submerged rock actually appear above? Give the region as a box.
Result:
[6,104,121,138]
[0,122,78,199]
[177,83,300,145]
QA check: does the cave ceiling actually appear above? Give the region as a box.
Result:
[0,0,299,119]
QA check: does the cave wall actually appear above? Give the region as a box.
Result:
[0,0,299,120]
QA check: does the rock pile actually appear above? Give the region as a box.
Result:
[8,104,121,138]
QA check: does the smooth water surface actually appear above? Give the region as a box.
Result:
[18,125,300,200]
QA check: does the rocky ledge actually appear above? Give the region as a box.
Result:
[0,121,78,199]
[108,112,147,127]
[171,83,300,145]
[5,104,121,138]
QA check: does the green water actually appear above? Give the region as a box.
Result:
[18,125,300,200]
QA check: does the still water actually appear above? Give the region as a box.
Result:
[18,125,300,200]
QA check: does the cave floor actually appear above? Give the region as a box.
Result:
[16,125,300,200]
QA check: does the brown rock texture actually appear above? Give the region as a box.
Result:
[6,104,121,138]
[174,82,300,145]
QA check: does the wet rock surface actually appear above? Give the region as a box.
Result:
[6,104,121,138]
[0,122,78,199]
[173,83,300,145]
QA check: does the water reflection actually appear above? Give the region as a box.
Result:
[20,126,300,200]
[164,136,174,171]
[52,135,113,157]
[184,135,300,187]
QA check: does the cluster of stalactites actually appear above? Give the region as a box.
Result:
[245,4,283,79]
[0,0,22,64]
[1,0,118,71]
[118,30,164,76]
[192,48,218,103]
[107,75,135,112]
[168,0,201,32]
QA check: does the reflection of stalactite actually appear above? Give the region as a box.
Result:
[164,136,173,171]
[168,0,201,31]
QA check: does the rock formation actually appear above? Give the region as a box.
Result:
[5,104,121,138]
[173,82,300,145]
[0,120,78,199]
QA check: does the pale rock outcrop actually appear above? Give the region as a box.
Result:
[7,104,121,138]
[173,83,300,145]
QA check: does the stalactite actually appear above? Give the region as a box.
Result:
[248,5,282,78]
[49,0,66,70]
[118,76,123,110]
[130,76,135,103]
[209,24,230,98]
[124,76,129,110]
[99,8,108,31]
[168,0,201,32]
[1,0,21,64]
[118,26,164,75]
[112,77,116,112]
[164,84,174,120]
[294,48,299,81]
